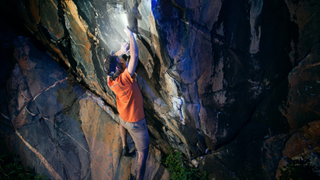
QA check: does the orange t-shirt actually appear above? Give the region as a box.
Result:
[108,68,145,122]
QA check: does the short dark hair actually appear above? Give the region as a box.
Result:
[104,55,121,81]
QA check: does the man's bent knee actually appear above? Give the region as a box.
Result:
[138,150,148,161]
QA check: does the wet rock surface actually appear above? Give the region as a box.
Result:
[0,0,319,179]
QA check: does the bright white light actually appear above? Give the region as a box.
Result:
[113,13,129,42]
[107,3,129,42]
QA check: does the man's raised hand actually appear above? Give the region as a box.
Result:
[120,43,129,55]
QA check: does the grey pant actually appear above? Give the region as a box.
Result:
[120,118,149,153]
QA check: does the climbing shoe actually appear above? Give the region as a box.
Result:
[123,145,130,156]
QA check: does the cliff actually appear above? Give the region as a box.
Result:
[0,0,319,179]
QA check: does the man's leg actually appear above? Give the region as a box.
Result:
[136,150,148,180]
[119,122,127,148]
[119,122,131,156]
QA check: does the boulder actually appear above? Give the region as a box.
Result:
[276,120,320,179]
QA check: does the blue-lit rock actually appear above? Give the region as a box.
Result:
[0,0,319,179]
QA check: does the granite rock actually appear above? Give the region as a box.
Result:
[0,0,319,179]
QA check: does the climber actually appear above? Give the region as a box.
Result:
[104,27,149,180]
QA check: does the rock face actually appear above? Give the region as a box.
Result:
[0,0,319,179]
[275,120,320,179]
[0,21,169,180]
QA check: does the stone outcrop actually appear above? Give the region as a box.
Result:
[275,120,320,179]
[0,23,169,180]
[0,0,319,179]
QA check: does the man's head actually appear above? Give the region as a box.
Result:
[104,55,127,81]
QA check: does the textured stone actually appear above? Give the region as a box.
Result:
[79,96,122,180]
[197,121,290,180]
[199,154,239,180]
[40,0,65,41]
[4,37,91,180]
[276,120,320,179]
[282,43,320,130]
[0,33,168,180]
[0,0,320,179]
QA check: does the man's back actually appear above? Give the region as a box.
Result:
[108,68,145,123]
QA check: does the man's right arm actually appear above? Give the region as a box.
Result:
[125,27,139,77]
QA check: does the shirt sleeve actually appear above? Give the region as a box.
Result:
[123,68,135,84]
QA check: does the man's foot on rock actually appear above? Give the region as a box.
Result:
[123,145,130,156]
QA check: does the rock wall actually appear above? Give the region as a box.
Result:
[0,0,319,179]
[0,21,169,180]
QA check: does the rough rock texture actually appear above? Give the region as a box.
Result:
[0,23,169,180]
[0,0,319,179]
[275,120,320,179]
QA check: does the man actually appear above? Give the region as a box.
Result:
[104,27,149,180]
